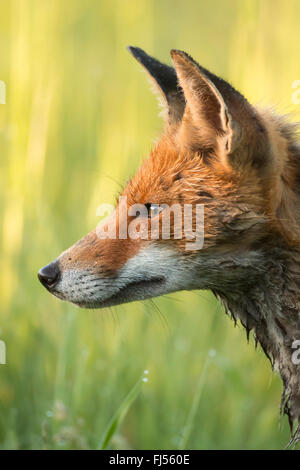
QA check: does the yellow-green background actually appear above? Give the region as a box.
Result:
[0,0,300,450]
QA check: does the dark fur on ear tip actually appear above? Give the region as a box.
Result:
[127,46,185,124]
[128,46,177,87]
[170,49,198,67]
[170,49,189,59]
[127,46,146,62]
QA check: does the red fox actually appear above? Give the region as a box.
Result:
[38,47,300,443]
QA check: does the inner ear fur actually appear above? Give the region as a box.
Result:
[170,49,241,159]
[170,49,270,173]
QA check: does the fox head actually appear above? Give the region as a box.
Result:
[38,47,300,309]
[38,47,300,440]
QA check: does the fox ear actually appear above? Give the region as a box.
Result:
[170,49,245,163]
[128,46,185,125]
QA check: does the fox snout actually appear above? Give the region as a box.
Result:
[37,230,191,309]
[38,261,60,291]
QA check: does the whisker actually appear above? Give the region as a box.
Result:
[146,299,169,333]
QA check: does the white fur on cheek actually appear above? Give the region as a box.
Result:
[118,244,195,290]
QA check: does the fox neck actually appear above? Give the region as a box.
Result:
[215,245,300,439]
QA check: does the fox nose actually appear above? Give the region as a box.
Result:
[38,262,60,289]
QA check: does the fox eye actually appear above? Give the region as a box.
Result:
[145,203,161,218]
[198,190,213,199]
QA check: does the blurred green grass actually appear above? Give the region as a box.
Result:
[0,0,300,450]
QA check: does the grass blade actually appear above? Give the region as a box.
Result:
[99,370,148,450]
[178,353,214,449]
